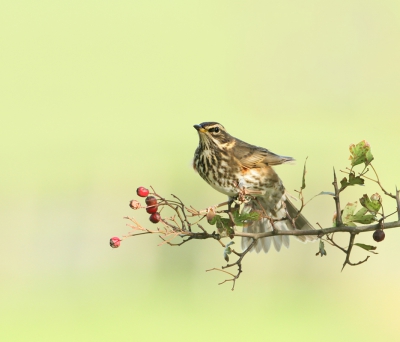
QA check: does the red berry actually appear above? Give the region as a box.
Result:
[110,237,121,248]
[149,212,161,223]
[373,230,385,242]
[146,206,158,214]
[137,187,149,197]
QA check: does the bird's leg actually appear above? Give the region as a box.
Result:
[235,181,265,202]
[226,197,242,228]
[227,197,235,212]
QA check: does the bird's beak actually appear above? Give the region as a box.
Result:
[193,124,207,133]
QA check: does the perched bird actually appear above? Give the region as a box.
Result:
[193,121,316,253]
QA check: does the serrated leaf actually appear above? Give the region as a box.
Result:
[359,194,381,214]
[348,172,364,186]
[238,211,260,222]
[351,206,376,224]
[215,216,233,237]
[340,173,364,191]
[354,243,377,251]
[216,218,230,229]
[210,210,260,236]
[342,201,377,225]
[232,211,260,226]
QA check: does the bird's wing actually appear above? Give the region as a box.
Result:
[233,139,295,168]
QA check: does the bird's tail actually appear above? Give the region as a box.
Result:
[241,196,317,253]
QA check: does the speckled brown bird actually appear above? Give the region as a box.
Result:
[193,121,316,253]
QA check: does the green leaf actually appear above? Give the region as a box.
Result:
[354,207,368,216]
[351,214,376,224]
[365,149,374,165]
[359,194,381,214]
[340,177,348,191]
[209,211,260,238]
[208,214,219,225]
[211,215,233,237]
[232,210,260,226]
[344,221,357,227]
[216,218,231,233]
[223,242,235,262]
[223,251,229,262]
[348,172,364,186]
[340,172,364,191]
[354,243,377,251]
[342,202,358,226]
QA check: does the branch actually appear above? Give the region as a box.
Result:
[341,233,370,271]
[115,146,400,289]
[333,168,343,226]
[233,219,400,239]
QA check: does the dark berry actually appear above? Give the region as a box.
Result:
[146,206,158,214]
[373,230,385,242]
[137,187,149,197]
[145,196,158,206]
[110,237,121,248]
[145,196,158,213]
[149,212,161,223]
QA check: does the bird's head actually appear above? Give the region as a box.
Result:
[193,122,233,149]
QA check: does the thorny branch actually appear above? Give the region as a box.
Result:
[114,142,400,289]
[333,168,343,226]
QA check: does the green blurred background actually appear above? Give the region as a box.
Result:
[1,1,400,341]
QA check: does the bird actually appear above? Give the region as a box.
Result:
[193,121,316,253]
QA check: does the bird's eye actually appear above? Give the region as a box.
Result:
[209,127,220,133]
[214,127,219,133]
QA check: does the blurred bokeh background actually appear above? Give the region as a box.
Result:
[1,1,400,341]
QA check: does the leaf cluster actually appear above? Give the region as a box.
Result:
[208,209,260,237]
[349,140,374,167]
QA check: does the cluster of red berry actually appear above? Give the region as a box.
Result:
[109,186,162,249]
[134,187,161,223]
